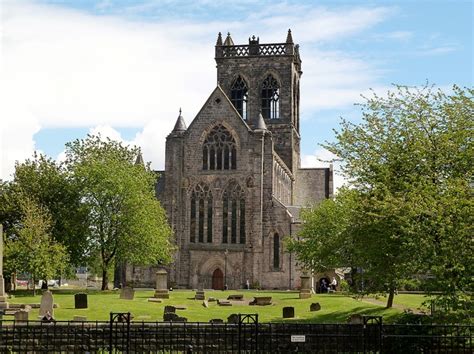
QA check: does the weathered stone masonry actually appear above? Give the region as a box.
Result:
[127,31,333,289]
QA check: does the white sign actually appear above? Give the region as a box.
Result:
[290,335,306,343]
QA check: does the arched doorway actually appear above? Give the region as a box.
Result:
[212,268,224,290]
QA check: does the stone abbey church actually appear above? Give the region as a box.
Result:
[127,31,333,290]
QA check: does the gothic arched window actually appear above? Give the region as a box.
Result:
[190,184,213,243]
[230,76,248,120]
[203,125,237,170]
[273,233,280,269]
[261,75,280,119]
[222,182,245,244]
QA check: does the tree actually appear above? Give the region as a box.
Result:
[290,85,473,310]
[0,154,88,266]
[65,135,173,290]
[4,196,69,295]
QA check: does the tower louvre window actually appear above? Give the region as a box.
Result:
[190,184,213,243]
[230,76,248,120]
[203,125,237,170]
[222,182,245,244]
[261,75,280,119]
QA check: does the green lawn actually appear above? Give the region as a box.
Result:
[9,290,420,323]
[372,293,432,311]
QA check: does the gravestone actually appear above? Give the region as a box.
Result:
[202,300,209,308]
[227,294,244,300]
[163,312,179,321]
[74,293,88,309]
[120,287,135,300]
[347,314,363,324]
[14,309,29,322]
[210,318,224,324]
[299,274,311,299]
[208,297,217,302]
[164,305,176,313]
[194,290,205,300]
[39,290,54,317]
[227,314,239,323]
[154,270,169,299]
[249,297,272,306]
[0,225,9,309]
[217,300,232,306]
[310,302,321,311]
[148,298,162,303]
[73,315,87,321]
[283,306,295,318]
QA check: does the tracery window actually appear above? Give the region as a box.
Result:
[273,233,280,269]
[222,182,245,244]
[190,184,213,243]
[230,76,248,120]
[203,125,237,170]
[261,75,280,119]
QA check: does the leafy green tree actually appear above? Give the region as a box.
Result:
[65,135,173,290]
[0,154,88,265]
[291,85,473,310]
[4,196,69,295]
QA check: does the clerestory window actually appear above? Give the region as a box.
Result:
[203,125,237,170]
[230,76,248,120]
[222,182,245,244]
[261,75,280,119]
[190,184,213,243]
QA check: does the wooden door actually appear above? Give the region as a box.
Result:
[212,268,224,290]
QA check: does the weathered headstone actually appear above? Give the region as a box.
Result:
[249,296,272,306]
[73,315,87,321]
[208,297,217,302]
[163,312,179,321]
[347,314,364,324]
[120,287,135,300]
[148,298,162,303]
[14,309,29,322]
[217,300,232,306]
[227,294,244,300]
[0,225,9,309]
[74,293,88,309]
[283,306,295,318]
[210,318,224,324]
[310,303,321,311]
[39,290,54,317]
[154,270,170,299]
[299,274,311,299]
[202,300,209,308]
[195,290,205,300]
[227,314,239,323]
[164,305,176,313]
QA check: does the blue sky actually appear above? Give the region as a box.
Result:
[1,0,472,187]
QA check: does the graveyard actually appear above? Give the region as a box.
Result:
[7,289,426,323]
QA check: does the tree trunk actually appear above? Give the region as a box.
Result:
[32,275,36,297]
[386,288,395,308]
[101,268,109,290]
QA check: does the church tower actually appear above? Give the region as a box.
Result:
[126,31,333,291]
[215,30,302,173]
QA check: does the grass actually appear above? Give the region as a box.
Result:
[8,290,426,323]
[370,293,432,311]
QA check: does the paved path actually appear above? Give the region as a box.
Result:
[361,297,424,314]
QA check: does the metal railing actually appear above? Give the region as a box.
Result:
[0,316,472,353]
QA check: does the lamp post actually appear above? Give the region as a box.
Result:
[224,249,229,290]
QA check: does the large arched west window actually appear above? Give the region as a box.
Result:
[261,74,280,119]
[190,184,213,243]
[230,76,248,120]
[222,182,245,244]
[203,125,237,170]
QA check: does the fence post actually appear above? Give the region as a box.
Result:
[110,312,131,353]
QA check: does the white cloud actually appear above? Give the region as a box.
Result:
[1,1,393,179]
[301,148,346,192]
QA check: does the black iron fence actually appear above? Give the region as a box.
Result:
[0,315,472,353]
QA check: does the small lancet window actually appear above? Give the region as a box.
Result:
[203,125,237,170]
[261,75,280,119]
[190,184,213,243]
[231,76,248,120]
[273,233,280,269]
